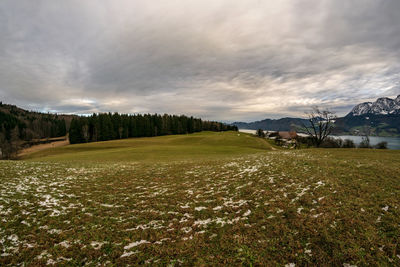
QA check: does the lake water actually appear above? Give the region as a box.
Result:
[332,135,400,150]
[238,129,257,135]
[238,129,400,150]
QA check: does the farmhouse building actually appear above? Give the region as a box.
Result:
[278,131,298,140]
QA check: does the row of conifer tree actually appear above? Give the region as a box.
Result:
[69,113,237,144]
[0,104,67,158]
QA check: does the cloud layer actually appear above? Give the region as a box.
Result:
[1,0,400,121]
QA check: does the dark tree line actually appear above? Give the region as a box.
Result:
[69,113,237,144]
[0,105,67,159]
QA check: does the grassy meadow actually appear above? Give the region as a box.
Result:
[1,131,400,266]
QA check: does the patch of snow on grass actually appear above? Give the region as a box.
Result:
[91,241,106,250]
[120,250,139,258]
[124,240,150,250]
[57,241,71,248]
[193,218,212,227]
[47,229,62,235]
[243,210,251,217]
[297,207,304,214]
[100,204,115,208]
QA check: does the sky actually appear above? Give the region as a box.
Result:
[1,0,400,122]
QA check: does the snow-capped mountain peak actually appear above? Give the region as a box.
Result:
[348,102,373,116]
[347,95,400,116]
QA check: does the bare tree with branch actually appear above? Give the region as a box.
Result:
[302,107,336,147]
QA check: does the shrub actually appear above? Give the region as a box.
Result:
[358,136,371,148]
[342,139,356,148]
[274,135,282,145]
[296,136,314,147]
[320,137,342,148]
[374,141,388,149]
[256,129,265,138]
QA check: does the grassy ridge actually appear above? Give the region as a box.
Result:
[21,131,272,162]
[1,131,400,266]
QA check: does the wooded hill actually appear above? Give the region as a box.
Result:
[0,102,71,158]
[0,102,237,158]
[333,114,400,136]
[69,113,237,144]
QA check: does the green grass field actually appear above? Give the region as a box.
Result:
[21,131,272,163]
[1,131,400,266]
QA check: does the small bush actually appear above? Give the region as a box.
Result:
[296,136,314,147]
[320,137,342,148]
[358,136,371,148]
[374,141,388,149]
[342,139,356,148]
[256,129,265,138]
[274,135,282,145]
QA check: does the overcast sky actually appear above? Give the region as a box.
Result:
[1,0,400,121]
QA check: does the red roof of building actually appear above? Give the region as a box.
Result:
[278,131,297,139]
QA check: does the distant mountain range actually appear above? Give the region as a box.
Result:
[347,95,400,116]
[232,95,400,137]
[232,117,309,132]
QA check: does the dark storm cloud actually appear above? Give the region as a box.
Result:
[0,0,400,121]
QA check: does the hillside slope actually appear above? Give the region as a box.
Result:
[22,131,272,162]
[1,135,399,265]
[333,114,400,136]
[0,103,72,158]
[0,103,72,138]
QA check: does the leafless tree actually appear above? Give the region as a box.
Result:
[358,125,372,148]
[302,107,336,147]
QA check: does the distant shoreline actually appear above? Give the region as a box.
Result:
[238,128,400,138]
[238,129,400,150]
